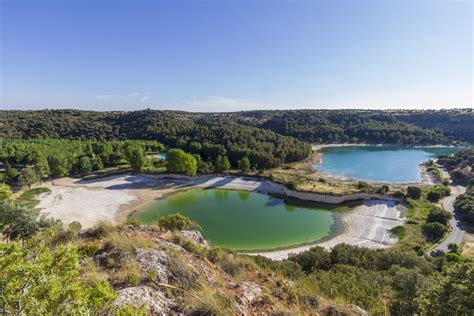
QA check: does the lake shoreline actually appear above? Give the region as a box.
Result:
[33,174,404,259]
[311,143,458,185]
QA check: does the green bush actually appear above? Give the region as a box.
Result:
[427,190,442,203]
[422,222,448,241]
[407,186,422,199]
[287,181,298,190]
[426,208,452,225]
[157,213,197,231]
[390,226,406,239]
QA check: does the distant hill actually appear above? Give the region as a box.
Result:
[1,108,472,145]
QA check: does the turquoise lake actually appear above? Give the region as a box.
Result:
[132,188,341,251]
[313,146,460,183]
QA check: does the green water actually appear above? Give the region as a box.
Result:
[132,188,339,251]
[314,146,460,183]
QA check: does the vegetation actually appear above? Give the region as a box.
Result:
[16,187,51,208]
[0,241,117,314]
[276,243,474,315]
[232,109,474,144]
[166,149,198,176]
[438,147,474,226]
[407,186,422,199]
[0,139,163,187]
[157,213,199,231]
[1,187,473,315]
[0,110,312,171]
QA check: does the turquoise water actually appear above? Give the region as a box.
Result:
[155,153,167,159]
[314,146,460,183]
[132,188,339,251]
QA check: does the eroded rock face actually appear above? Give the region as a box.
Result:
[326,304,369,316]
[114,285,175,313]
[180,230,209,247]
[135,249,171,283]
[234,281,267,315]
[346,304,369,316]
[239,281,263,305]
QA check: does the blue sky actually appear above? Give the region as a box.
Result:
[1,0,472,111]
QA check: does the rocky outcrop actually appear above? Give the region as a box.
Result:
[114,285,175,313]
[135,249,171,283]
[180,229,209,247]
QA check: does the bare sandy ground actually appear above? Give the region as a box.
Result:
[34,174,404,258]
[35,175,280,228]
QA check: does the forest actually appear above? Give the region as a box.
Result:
[0,139,163,188]
[230,109,474,144]
[1,109,473,146]
[0,110,312,170]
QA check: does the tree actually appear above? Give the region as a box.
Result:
[214,155,231,173]
[76,156,93,175]
[5,164,19,182]
[237,157,251,173]
[48,156,69,178]
[0,241,117,314]
[166,149,198,176]
[0,183,13,201]
[422,222,447,241]
[0,202,42,240]
[427,190,442,203]
[426,208,452,225]
[125,145,145,172]
[289,246,331,273]
[34,159,50,179]
[91,157,104,171]
[407,186,422,199]
[417,262,474,315]
[390,267,428,315]
[18,167,39,189]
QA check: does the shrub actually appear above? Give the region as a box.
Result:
[206,246,222,263]
[289,246,331,273]
[422,222,448,241]
[427,190,442,203]
[287,181,298,190]
[376,185,390,194]
[357,181,370,190]
[390,226,406,239]
[125,217,141,227]
[157,213,196,231]
[407,186,422,199]
[68,221,82,233]
[426,208,452,225]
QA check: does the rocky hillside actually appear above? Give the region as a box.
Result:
[91,224,367,315]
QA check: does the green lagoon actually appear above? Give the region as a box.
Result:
[314,146,460,183]
[132,188,340,251]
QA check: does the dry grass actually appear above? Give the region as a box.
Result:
[264,160,360,195]
[462,242,474,258]
[184,279,235,315]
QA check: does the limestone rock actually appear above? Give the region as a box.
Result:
[135,249,171,283]
[115,285,175,313]
[181,230,209,247]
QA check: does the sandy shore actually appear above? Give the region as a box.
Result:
[34,174,404,258]
[35,175,281,228]
[247,200,405,260]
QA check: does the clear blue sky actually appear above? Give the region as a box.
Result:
[1,0,472,112]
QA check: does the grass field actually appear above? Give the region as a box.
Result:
[17,187,51,208]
